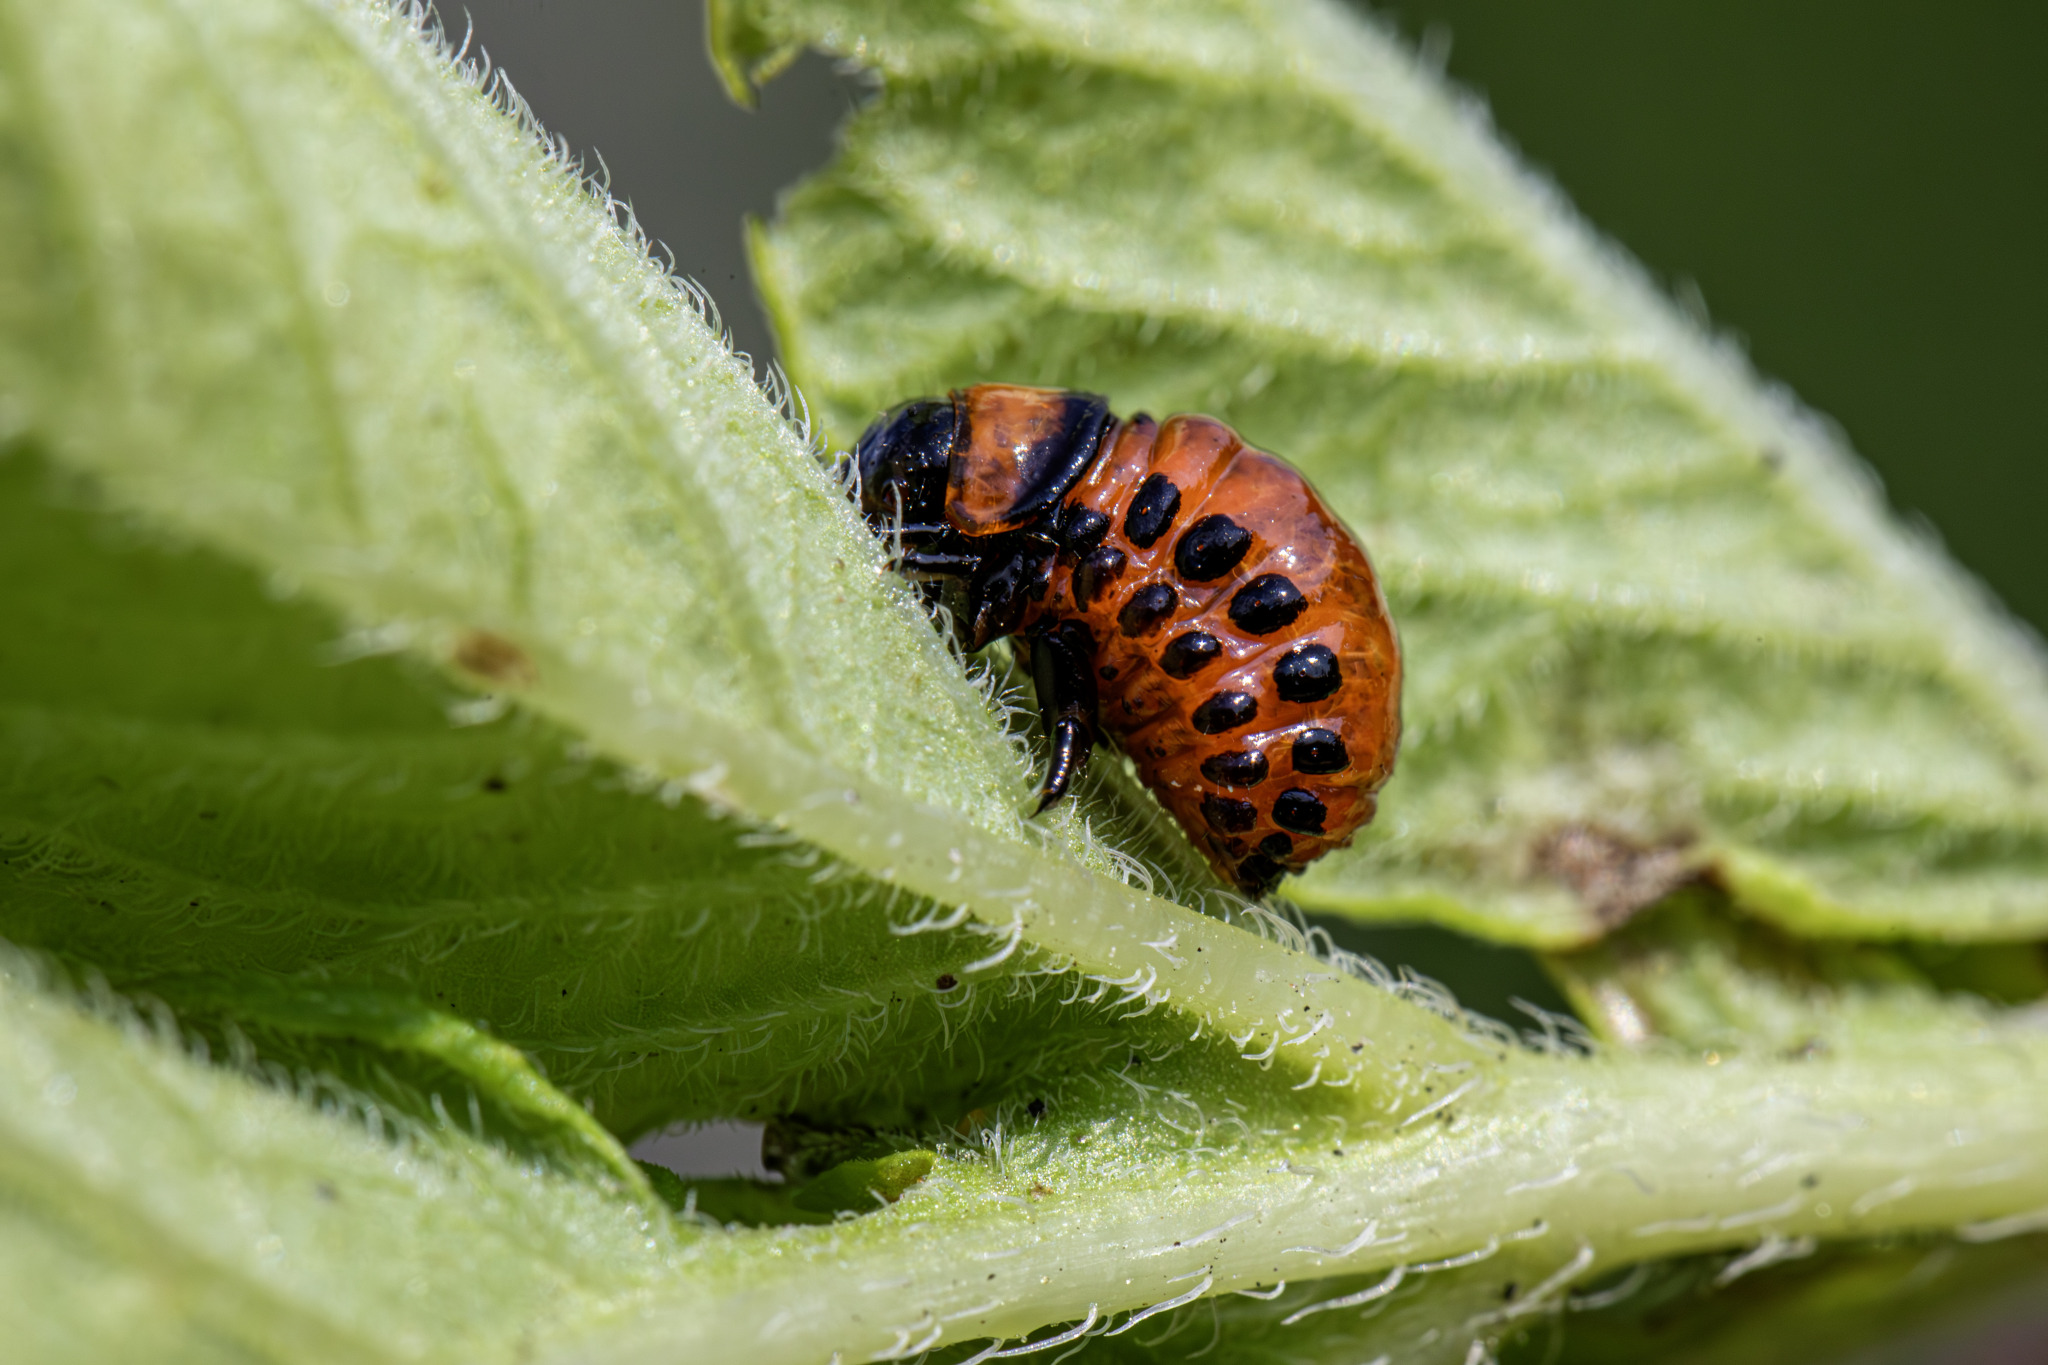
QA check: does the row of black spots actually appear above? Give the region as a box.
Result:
[1200,730,1349,785]
[1151,579,1316,686]
[1200,787,1329,834]
[1187,648,1343,736]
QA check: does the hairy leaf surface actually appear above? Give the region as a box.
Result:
[4,0,2048,1361]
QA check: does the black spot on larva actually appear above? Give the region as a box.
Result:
[1200,750,1269,788]
[1236,854,1285,892]
[1123,473,1182,548]
[1202,794,1258,832]
[1293,728,1349,774]
[482,775,508,793]
[1229,574,1306,635]
[1056,503,1110,557]
[1160,630,1222,678]
[1174,514,1252,582]
[1274,644,1341,703]
[1273,788,1328,833]
[935,974,958,991]
[1119,582,1179,637]
[1191,690,1258,734]
[1258,832,1294,859]
[1073,545,1128,608]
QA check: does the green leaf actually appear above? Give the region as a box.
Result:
[739,0,2048,949]
[7,0,2048,1361]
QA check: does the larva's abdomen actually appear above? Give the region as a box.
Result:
[1034,413,1401,894]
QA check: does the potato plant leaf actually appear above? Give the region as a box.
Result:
[736,0,2048,949]
[4,0,2048,1362]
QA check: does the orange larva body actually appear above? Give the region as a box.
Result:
[850,385,1400,895]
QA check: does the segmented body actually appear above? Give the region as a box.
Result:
[851,385,1400,895]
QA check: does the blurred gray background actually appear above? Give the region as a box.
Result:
[450,1,2048,1356]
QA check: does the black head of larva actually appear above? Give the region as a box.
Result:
[852,398,958,529]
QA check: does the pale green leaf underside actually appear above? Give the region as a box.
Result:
[736,0,2048,947]
[7,0,2048,1362]
[0,0,1471,1106]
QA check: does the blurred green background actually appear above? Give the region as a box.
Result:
[1384,3,2048,635]
[452,2,2048,1357]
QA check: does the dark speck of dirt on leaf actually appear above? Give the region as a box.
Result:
[935,974,958,991]
[453,628,537,687]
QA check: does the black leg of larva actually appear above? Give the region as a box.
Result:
[1037,720,1090,813]
[892,546,983,578]
[1030,621,1100,813]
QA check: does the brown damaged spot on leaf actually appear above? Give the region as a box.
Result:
[1534,823,1696,929]
[452,629,537,688]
